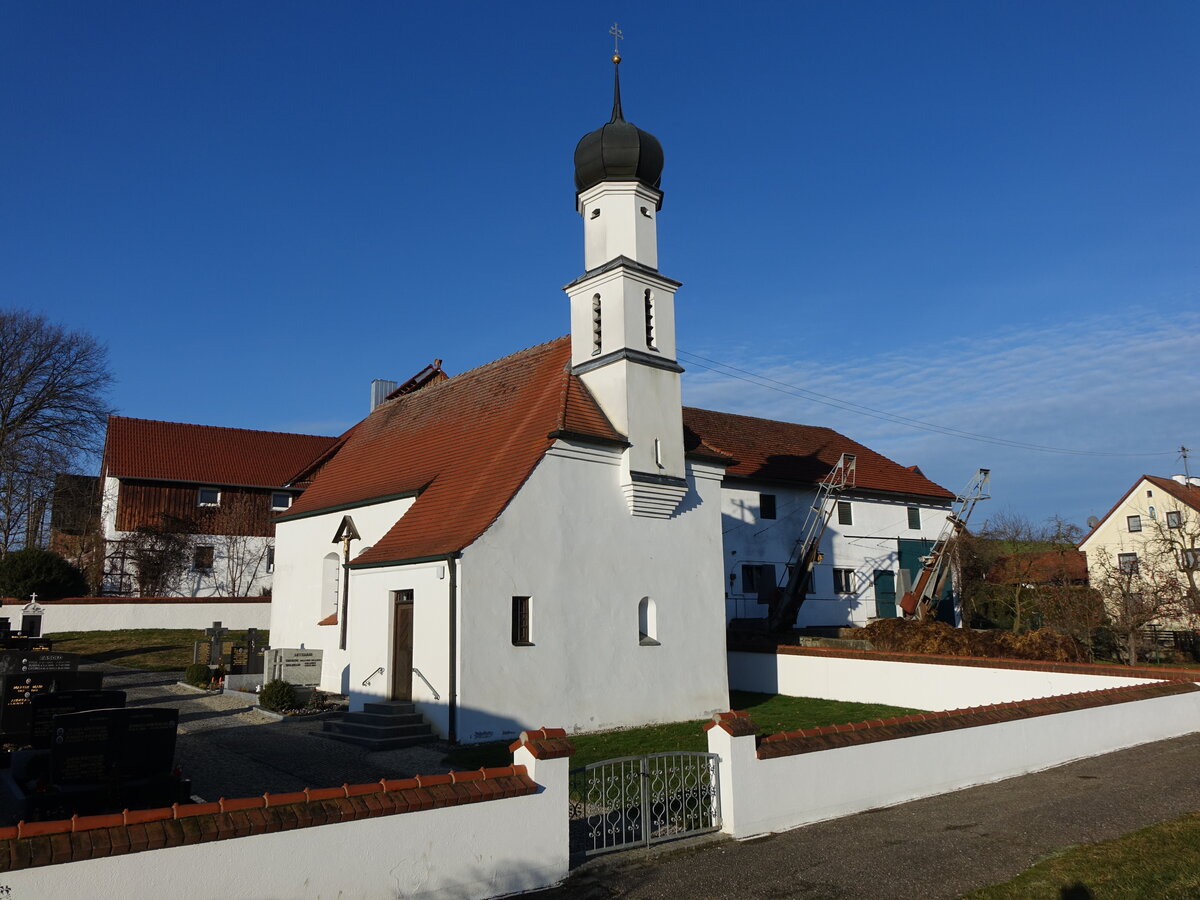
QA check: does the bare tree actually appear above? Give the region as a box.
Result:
[212,494,272,597]
[0,311,113,555]
[116,514,196,597]
[1090,549,1186,665]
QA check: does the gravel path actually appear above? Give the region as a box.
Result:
[89,665,453,801]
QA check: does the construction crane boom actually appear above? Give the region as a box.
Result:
[898,468,991,619]
[767,454,856,632]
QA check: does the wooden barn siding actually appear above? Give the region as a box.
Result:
[116,481,279,537]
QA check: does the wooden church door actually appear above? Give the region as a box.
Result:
[391,590,414,701]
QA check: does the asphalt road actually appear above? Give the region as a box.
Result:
[533,731,1200,899]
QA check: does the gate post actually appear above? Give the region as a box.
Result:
[510,728,577,871]
[704,710,760,839]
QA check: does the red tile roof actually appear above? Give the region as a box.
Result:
[103,416,338,489]
[284,337,625,565]
[988,549,1088,585]
[681,407,954,499]
[1079,474,1200,545]
[286,339,952,565]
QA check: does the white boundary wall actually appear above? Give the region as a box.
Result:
[1,748,569,900]
[728,649,1164,709]
[709,689,1200,839]
[29,600,271,634]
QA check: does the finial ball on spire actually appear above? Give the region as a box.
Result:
[613,54,622,64]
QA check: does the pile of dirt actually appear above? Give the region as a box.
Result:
[861,618,1088,663]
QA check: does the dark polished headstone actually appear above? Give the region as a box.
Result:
[29,690,126,750]
[50,707,177,786]
[0,670,103,742]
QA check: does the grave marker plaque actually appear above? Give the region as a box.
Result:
[265,648,323,687]
[193,641,211,665]
[228,645,249,675]
[0,651,77,677]
[0,670,104,741]
[29,690,126,750]
[50,707,178,786]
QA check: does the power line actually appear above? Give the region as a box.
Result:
[678,349,1177,459]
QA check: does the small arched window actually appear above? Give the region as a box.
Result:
[638,596,658,646]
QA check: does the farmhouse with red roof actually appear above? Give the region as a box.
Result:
[98,416,337,597]
[267,64,956,744]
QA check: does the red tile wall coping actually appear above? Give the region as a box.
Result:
[749,681,1199,760]
[508,727,577,759]
[733,641,1200,683]
[5,596,271,605]
[702,710,759,737]
[0,765,535,874]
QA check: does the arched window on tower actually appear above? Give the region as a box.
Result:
[592,294,602,355]
[638,596,658,645]
[322,552,340,620]
[644,289,656,350]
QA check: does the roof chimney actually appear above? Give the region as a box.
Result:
[370,379,398,412]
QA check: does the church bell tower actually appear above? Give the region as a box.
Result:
[564,48,687,518]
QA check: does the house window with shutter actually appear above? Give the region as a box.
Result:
[907,506,921,530]
[837,501,853,526]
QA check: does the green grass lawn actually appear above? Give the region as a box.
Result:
[963,810,1200,899]
[47,628,269,671]
[445,690,923,770]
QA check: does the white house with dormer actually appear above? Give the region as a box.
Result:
[270,59,956,744]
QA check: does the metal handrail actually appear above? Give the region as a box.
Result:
[412,667,440,700]
[361,665,384,686]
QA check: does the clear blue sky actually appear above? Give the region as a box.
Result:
[4,1,1198,531]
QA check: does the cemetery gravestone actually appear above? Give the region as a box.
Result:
[266,648,323,687]
[29,690,126,750]
[228,645,249,675]
[193,641,212,665]
[0,651,77,677]
[0,670,104,742]
[205,622,229,665]
[51,707,178,786]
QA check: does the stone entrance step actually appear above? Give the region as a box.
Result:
[320,700,438,751]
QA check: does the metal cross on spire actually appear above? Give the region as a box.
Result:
[610,21,623,62]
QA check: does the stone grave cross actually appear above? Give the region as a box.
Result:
[205,621,228,666]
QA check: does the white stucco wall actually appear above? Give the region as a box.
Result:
[450,442,730,743]
[721,484,952,626]
[2,750,570,900]
[270,496,415,695]
[709,689,1200,839]
[346,561,452,735]
[33,600,270,634]
[727,650,1167,710]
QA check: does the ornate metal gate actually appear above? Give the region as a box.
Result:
[569,752,721,856]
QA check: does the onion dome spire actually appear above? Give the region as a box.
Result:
[573,31,664,198]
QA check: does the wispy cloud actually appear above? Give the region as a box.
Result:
[682,307,1200,527]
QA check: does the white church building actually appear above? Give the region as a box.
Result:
[270,61,955,743]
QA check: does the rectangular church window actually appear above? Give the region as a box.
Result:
[760,494,776,520]
[512,596,532,646]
